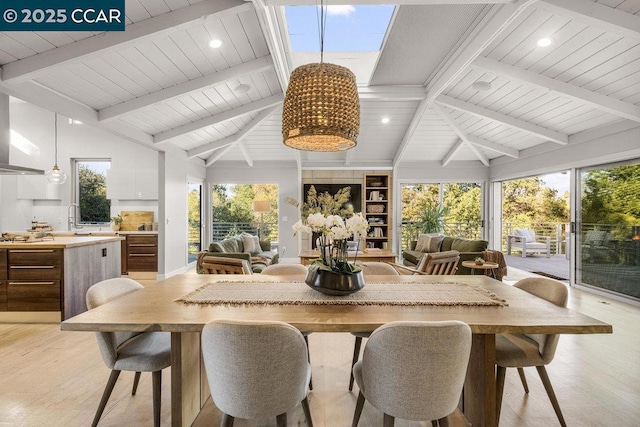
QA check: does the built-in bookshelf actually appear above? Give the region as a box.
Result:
[363,174,391,250]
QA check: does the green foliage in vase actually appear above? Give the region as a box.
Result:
[286,185,353,218]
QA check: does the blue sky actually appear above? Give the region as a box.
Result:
[286,5,395,52]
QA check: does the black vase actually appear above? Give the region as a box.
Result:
[305,268,365,296]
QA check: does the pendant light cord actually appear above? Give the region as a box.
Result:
[316,0,327,63]
[54,113,58,165]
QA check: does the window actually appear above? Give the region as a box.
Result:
[73,159,111,225]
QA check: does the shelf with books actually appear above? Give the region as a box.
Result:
[363,174,391,250]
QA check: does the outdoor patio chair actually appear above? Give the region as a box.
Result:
[507,229,551,258]
[582,230,619,263]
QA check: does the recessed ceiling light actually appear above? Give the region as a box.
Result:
[537,37,553,47]
[472,81,492,91]
[209,39,222,48]
[234,83,251,94]
[381,117,390,124]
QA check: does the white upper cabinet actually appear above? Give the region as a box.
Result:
[106,168,158,200]
[17,175,62,200]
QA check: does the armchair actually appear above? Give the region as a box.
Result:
[507,229,551,258]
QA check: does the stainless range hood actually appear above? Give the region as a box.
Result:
[0,94,44,175]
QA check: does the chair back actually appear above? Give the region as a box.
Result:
[361,321,471,421]
[201,319,310,419]
[359,262,400,277]
[261,264,308,276]
[201,255,252,274]
[415,250,460,275]
[86,278,144,368]
[514,278,568,363]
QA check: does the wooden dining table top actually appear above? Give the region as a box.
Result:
[60,274,612,336]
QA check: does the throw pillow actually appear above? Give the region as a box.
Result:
[241,233,261,254]
[415,233,443,252]
[420,235,444,253]
[515,229,536,243]
[208,242,224,253]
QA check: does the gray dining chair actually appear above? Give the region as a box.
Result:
[86,278,171,427]
[260,263,308,276]
[495,277,569,426]
[201,319,313,427]
[351,320,471,427]
[348,262,401,391]
[261,262,314,390]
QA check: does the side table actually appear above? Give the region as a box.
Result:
[461,261,500,279]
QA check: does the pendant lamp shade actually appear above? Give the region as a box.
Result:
[46,113,67,185]
[282,62,360,151]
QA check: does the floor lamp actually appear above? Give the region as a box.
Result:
[252,200,270,240]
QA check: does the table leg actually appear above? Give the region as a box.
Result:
[463,334,497,427]
[171,332,203,427]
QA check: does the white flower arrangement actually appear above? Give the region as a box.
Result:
[293,212,369,273]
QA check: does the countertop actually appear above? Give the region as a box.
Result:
[0,235,124,249]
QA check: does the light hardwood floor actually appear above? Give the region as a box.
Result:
[0,272,638,426]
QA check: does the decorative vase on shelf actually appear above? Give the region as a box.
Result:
[304,266,365,296]
[111,224,120,231]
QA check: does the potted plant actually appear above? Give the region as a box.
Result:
[110,214,123,231]
[418,201,449,234]
[475,257,485,265]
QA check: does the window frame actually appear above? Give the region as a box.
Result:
[72,158,112,227]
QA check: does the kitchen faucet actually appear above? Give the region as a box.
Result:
[67,203,82,231]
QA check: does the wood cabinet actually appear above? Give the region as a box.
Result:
[125,234,158,272]
[0,249,6,311]
[0,238,121,319]
[6,249,63,312]
[363,174,391,250]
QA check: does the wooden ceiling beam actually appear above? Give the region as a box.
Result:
[1,0,252,83]
[436,94,568,145]
[99,56,274,121]
[538,0,640,40]
[473,56,640,123]
[205,106,278,166]
[154,95,283,144]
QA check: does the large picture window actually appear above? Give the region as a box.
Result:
[73,159,111,225]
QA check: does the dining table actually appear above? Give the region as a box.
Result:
[61,273,612,427]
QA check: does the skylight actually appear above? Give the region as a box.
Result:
[286,5,395,52]
[285,5,395,85]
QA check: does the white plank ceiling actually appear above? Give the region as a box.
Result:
[1,0,639,169]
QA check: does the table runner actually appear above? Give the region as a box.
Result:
[177,281,507,306]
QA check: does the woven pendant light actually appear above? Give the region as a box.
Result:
[282,2,360,151]
[283,63,359,151]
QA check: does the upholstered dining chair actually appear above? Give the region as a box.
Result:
[201,319,313,427]
[260,263,308,276]
[390,250,460,275]
[201,255,252,274]
[348,262,400,391]
[261,262,314,389]
[351,321,472,427]
[495,277,569,427]
[86,278,171,427]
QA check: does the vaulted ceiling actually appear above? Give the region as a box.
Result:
[1,0,639,170]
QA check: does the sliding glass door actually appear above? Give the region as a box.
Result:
[187,181,202,264]
[577,161,640,300]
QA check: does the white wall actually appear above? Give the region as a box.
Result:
[158,148,206,278]
[208,161,299,261]
[2,101,160,231]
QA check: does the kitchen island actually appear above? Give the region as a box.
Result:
[0,236,123,321]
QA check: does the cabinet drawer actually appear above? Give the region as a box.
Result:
[0,281,6,311]
[8,249,63,280]
[7,280,61,311]
[127,254,157,272]
[127,235,157,245]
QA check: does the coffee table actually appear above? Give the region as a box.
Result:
[461,260,500,279]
